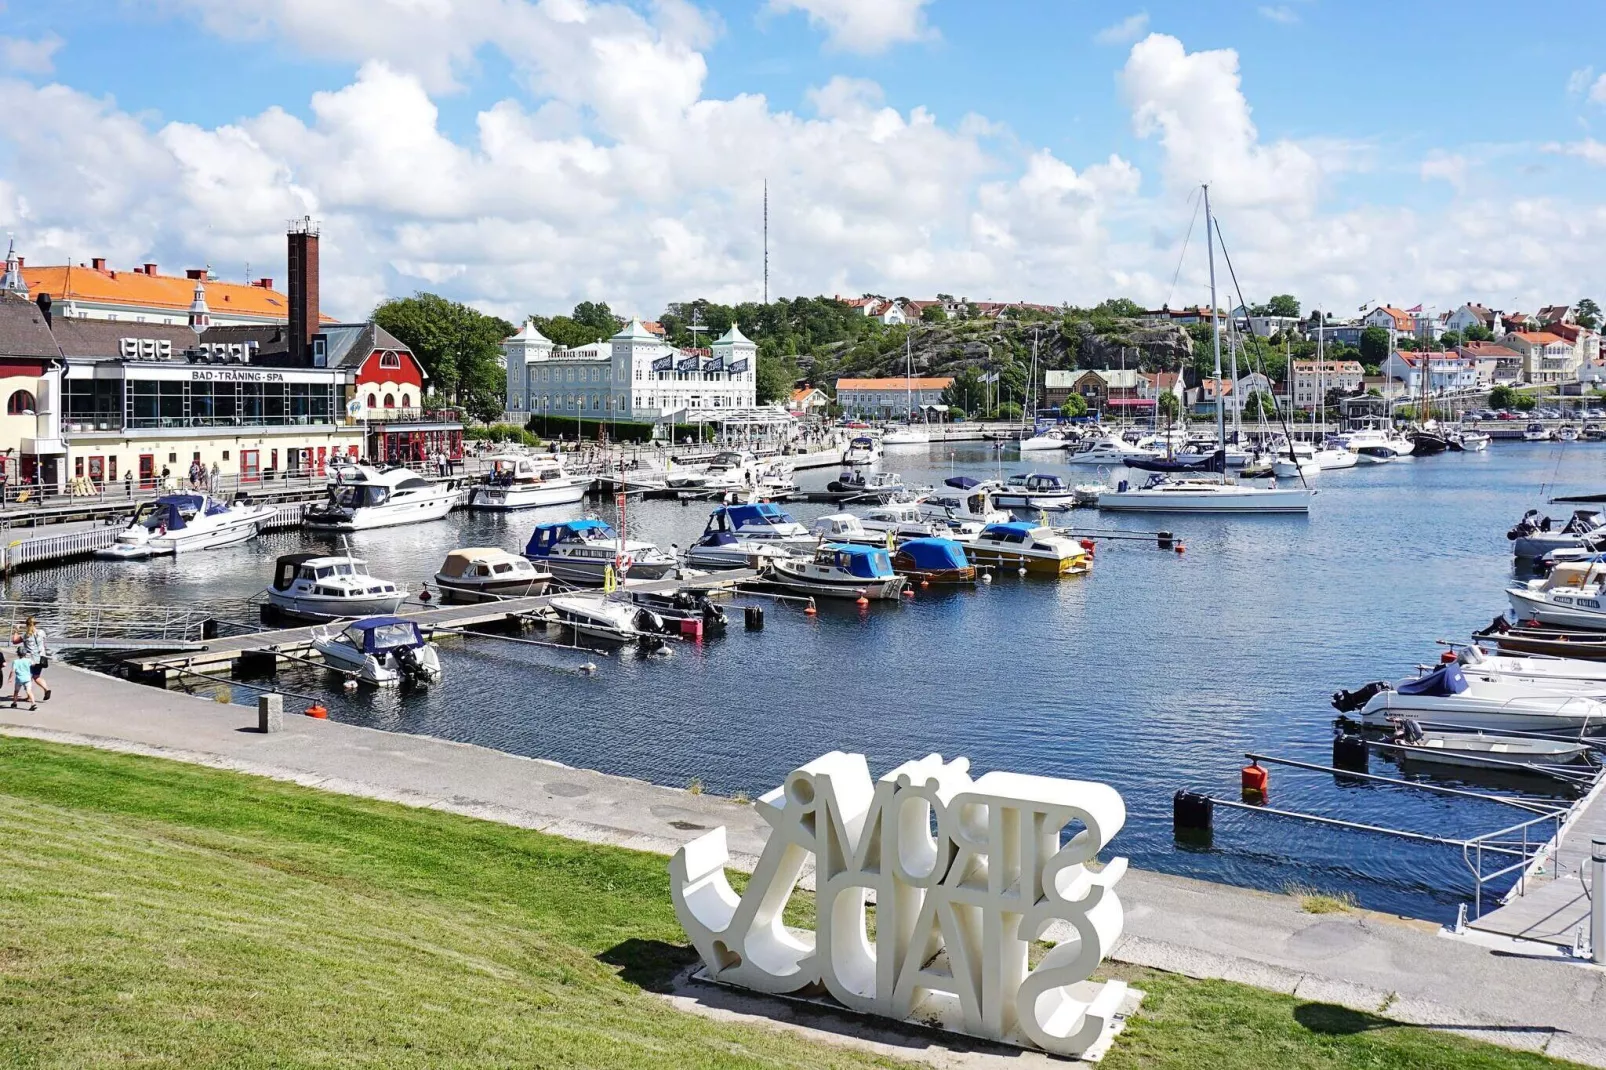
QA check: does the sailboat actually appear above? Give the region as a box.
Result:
[882,333,931,446]
[1098,185,1312,515]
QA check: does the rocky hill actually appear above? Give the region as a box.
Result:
[803,315,1195,382]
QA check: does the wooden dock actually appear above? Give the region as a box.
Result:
[127,568,758,678]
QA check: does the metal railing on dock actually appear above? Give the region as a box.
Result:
[0,599,215,650]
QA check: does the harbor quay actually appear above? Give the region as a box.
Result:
[7,664,1606,1064]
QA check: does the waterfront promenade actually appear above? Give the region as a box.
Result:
[7,666,1606,1065]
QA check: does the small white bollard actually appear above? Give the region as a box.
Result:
[1593,839,1606,966]
[258,693,283,734]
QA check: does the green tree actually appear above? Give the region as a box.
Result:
[755,353,795,404]
[571,301,619,338]
[373,293,512,421]
[1440,329,1463,348]
[1514,393,1537,412]
[1265,294,1300,318]
[1362,363,1381,377]
[1488,384,1517,409]
[1243,391,1277,419]
[1464,324,1494,342]
[530,315,603,349]
[941,368,985,415]
[921,304,947,324]
[1157,392,1181,422]
[1578,299,1601,330]
[1095,297,1145,318]
[1060,394,1089,419]
[995,401,1023,421]
[1359,326,1391,366]
[1397,336,1421,352]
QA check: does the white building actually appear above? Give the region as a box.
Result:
[1290,359,1365,409]
[503,317,757,422]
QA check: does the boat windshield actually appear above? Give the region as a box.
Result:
[345,622,420,652]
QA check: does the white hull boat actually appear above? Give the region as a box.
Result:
[306,466,460,531]
[98,494,277,558]
[1459,645,1606,685]
[1313,447,1358,470]
[311,616,441,687]
[1455,432,1491,452]
[548,594,667,643]
[881,428,930,446]
[993,473,1079,511]
[264,553,407,621]
[469,453,590,510]
[1019,431,1071,452]
[1507,510,1606,559]
[1384,720,1592,768]
[1097,477,1312,514]
[1271,457,1320,479]
[434,547,552,603]
[685,533,797,571]
[770,544,907,600]
[1333,663,1606,732]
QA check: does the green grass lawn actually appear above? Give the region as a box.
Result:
[0,736,1578,1069]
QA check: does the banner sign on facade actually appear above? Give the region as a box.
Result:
[702,356,724,373]
[677,355,701,372]
[726,358,748,374]
[652,355,675,372]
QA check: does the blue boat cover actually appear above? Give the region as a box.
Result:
[945,476,982,489]
[1397,663,1469,696]
[346,616,424,653]
[824,542,895,578]
[525,518,617,556]
[980,522,1037,539]
[897,538,969,570]
[727,502,792,525]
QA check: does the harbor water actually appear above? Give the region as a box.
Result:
[25,441,1604,923]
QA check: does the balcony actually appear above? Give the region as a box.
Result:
[352,407,463,427]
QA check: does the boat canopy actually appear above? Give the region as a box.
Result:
[136,493,229,531]
[1023,474,1067,491]
[896,538,969,571]
[438,548,515,577]
[704,502,797,535]
[849,436,876,448]
[979,522,1038,541]
[271,552,325,591]
[342,616,426,653]
[1124,449,1227,475]
[524,518,617,557]
[1397,663,1469,697]
[821,543,894,578]
[945,476,982,489]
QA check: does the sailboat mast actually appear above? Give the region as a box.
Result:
[1316,307,1324,440]
[1204,184,1226,457]
[905,331,912,424]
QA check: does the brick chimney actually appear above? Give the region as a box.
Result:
[287,216,320,364]
[185,269,206,280]
[257,277,273,289]
[91,257,106,271]
[143,262,157,275]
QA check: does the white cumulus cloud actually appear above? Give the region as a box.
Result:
[765,0,935,54]
[1257,5,1299,24]
[0,33,64,75]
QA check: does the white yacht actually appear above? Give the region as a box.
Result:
[700,502,814,547]
[311,616,441,687]
[808,513,885,546]
[993,473,1079,510]
[1313,438,1358,470]
[522,519,677,585]
[754,460,796,497]
[468,454,590,510]
[1097,475,1312,514]
[1524,422,1554,442]
[1019,428,1072,452]
[305,466,460,531]
[684,530,797,571]
[433,547,552,603]
[882,426,930,446]
[921,476,1009,528]
[97,493,278,559]
[844,435,882,465]
[265,553,407,621]
[1065,433,1152,466]
[1269,440,1320,480]
[547,593,668,644]
[1340,419,1414,463]
[702,450,759,489]
[857,502,981,542]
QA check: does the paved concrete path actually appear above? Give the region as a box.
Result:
[6,666,1606,1066]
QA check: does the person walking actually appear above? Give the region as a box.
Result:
[14,617,48,702]
[10,624,39,710]
[209,460,221,492]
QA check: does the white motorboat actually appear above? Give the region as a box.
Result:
[305,466,460,531]
[1340,420,1413,463]
[856,502,981,542]
[311,616,441,687]
[264,553,407,621]
[684,530,798,571]
[1332,663,1606,732]
[702,450,759,490]
[1453,431,1491,452]
[1559,424,1581,443]
[1019,428,1072,452]
[1096,475,1312,514]
[523,518,677,585]
[1382,719,1592,768]
[1508,562,1606,629]
[1064,434,1154,466]
[468,453,590,510]
[882,426,930,446]
[96,493,277,559]
[1507,509,1606,559]
[965,522,1092,577]
[770,543,908,600]
[1269,439,1320,480]
[844,436,881,465]
[1313,439,1358,470]
[547,593,667,644]
[433,547,552,603]
[754,460,796,497]
[1523,422,1553,442]
[993,473,1079,511]
[1458,644,1606,687]
[921,476,1009,528]
[827,470,907,499]
[701,502,814,547]
[809,512,886,547]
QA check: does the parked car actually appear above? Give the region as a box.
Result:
[1497,410,1517,420]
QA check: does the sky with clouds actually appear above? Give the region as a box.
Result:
[1,0,1603,322]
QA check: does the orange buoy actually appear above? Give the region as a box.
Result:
[856,594,870,606]
[305,704,329,719]
[1079,538,1096,553]
[1241,762,1269,796]
[804,603,818,616]
[1174,542,1186,554]
[920,579,930,589]
[1440,649,1458,663]
[901,588,914,598]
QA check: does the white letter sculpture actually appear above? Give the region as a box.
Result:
[670,752,1129,1057]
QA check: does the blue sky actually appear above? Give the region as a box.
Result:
[2,1,1603,318]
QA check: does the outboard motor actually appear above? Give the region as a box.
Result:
[1398,718,1426,743]
[393,643,426,681]
[1331,680,1392,713]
